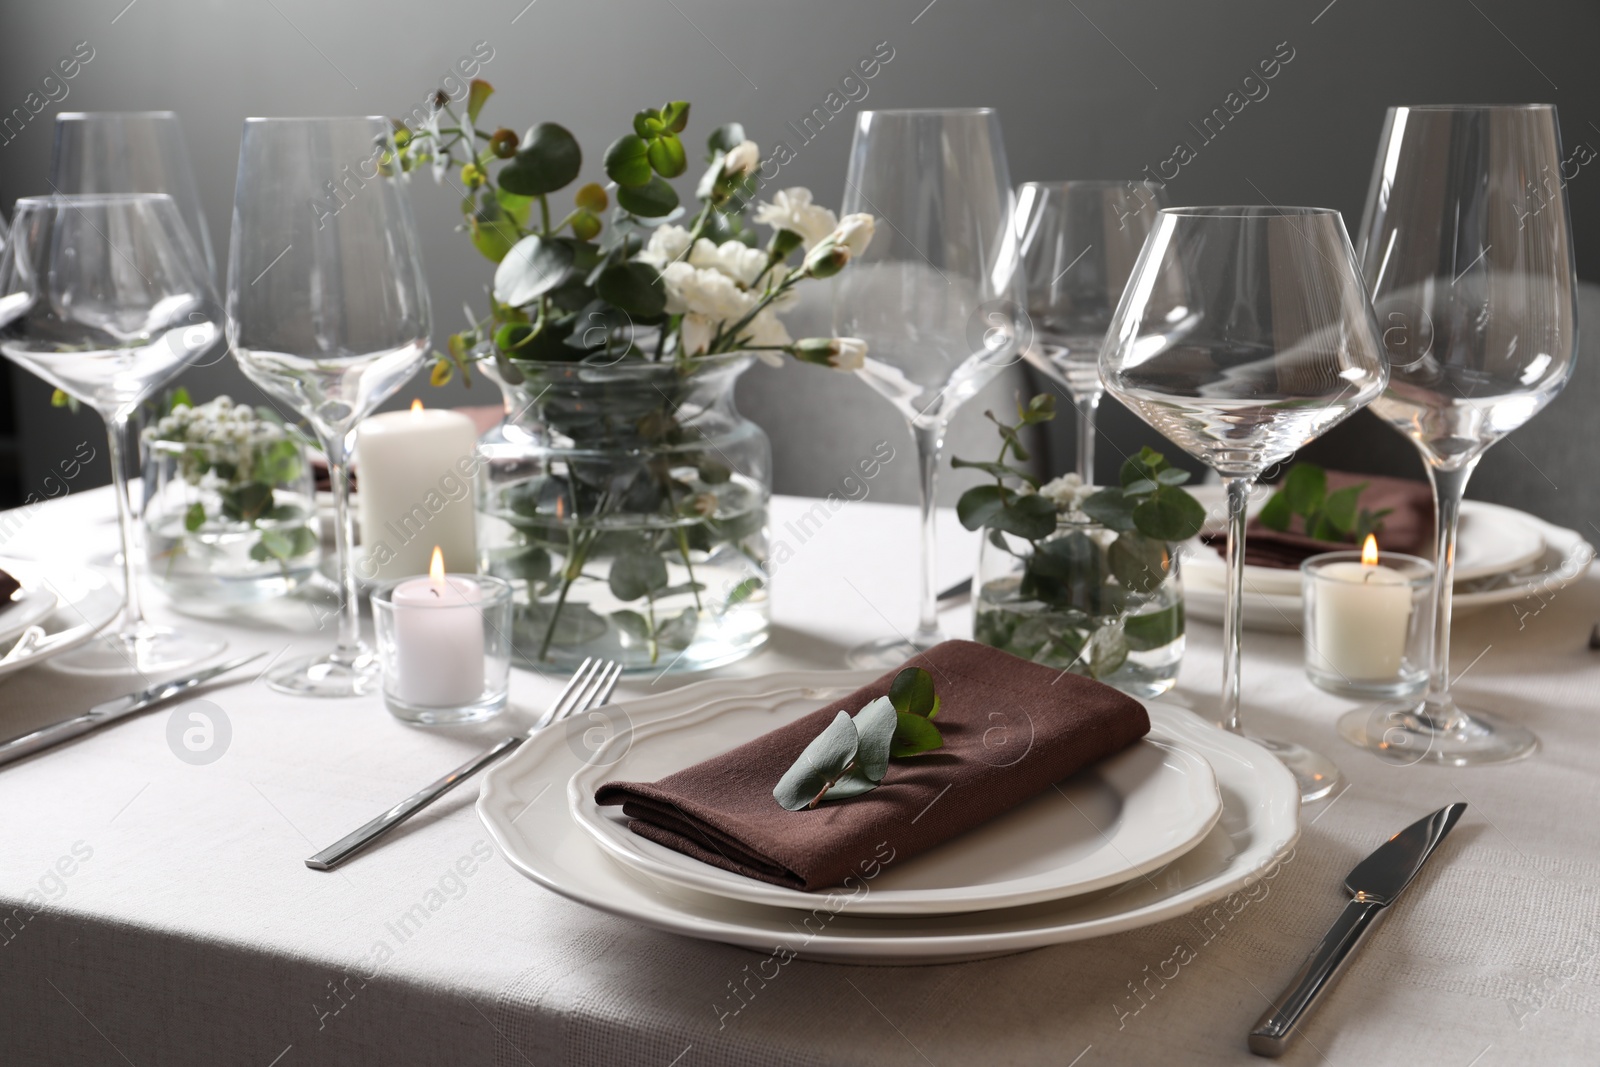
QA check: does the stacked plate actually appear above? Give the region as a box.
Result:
[0,559,121,680]
[1181,485,1595,633]
[478,670,1300,964]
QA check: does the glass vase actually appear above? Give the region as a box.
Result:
[142,437,320,605]
[476,352,771,673]
[973,515,1184,698]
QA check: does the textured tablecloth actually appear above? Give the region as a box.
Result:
[2,486,1597,1066]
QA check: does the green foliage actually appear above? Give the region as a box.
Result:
[1258,462,1391,544]
[498,123,582,196]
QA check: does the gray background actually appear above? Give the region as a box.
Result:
[1,0,1597,522]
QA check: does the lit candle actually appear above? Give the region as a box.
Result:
[391,546,486,708]
[1309,535,1413,681]
[356,400,479,582]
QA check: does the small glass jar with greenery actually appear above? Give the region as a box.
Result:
[958,396,1204,698]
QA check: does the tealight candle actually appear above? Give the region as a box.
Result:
[1301,537,1432,699]
[356,400,479,582]
[390,546,487,709]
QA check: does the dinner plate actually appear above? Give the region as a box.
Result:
[1182,506,1592,634]
[568,686,1222,915]
[0,561,122,681]
[1184,485,1547,596]
[478,670,1301,964]
[0,568,59,645]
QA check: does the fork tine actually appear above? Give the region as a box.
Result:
[590,661,622,709]
[557,658,617,725]
[535,657,598,730]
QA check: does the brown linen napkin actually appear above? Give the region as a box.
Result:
[0,567,18,608]
[1202,471,1434,568]
[594,640,1150,891]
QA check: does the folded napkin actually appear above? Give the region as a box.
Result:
[1203,471,1435,569]
[594,640,1150,891]
[0,567,19,608]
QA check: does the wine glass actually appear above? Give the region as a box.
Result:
[1343,105,1577,765]
[227,117,431,697]
[51,111,217,280]
[833,108,1025,669]
[1101,207,1388,801]
[1015,180,1166,483]
[0,194,227,674]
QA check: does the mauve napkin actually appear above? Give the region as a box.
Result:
[594,640,1149,891]
[1203,471,1434,569]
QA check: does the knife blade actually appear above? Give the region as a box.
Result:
[1247,802,1467,1057]
[0,652,265,768]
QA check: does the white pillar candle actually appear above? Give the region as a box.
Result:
[357,402,479,582]
[1310,552,1413,682]
[391,549,486,708]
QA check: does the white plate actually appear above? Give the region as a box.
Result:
[1184,485,1547,597]
[569,686,1221,916]
[478,670,1301,964]
[1182,511,1594,633]
[0,567,59,645]
[0,561,122,681]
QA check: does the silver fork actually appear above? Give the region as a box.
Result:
[305,657,622,871]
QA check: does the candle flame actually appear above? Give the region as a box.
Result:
[1362,533,1379,566]
[411,398,424,413]
[429,545,446,588]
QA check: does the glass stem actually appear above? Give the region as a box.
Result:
[1074,391,1100,484]
[912,419,947,644]
[103,411,147,634]
[324,430,364,661]
[1220,474,1255,735]
[1421,458,1479,730]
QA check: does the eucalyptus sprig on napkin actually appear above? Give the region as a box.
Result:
[1257,462,1390,545]
[773,667,943,811]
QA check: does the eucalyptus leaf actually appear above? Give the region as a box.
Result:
[1079,487,1138,532]
[823,769,881,801]
[499,123,582,196]
[596,261,667,317]
[493,235,575,307]
[888,666,937,717]
[773,711,859,811]
[1132,487,1206,541]
[184,502,206,533]
[1109,531,1170,595]
[891,711,944,758]
[956,484,1057,540]
[648,133,687,178]
[852,696,897,782]
[603,134,653,187]
[608,547,669,601]
[707,122,746,155]
[1282,463,1327,516]
[616,176,680,218]
[1322,484,1365,533]
[1124,601,1185,651]
[1257,488,1292,531]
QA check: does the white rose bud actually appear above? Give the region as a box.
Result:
[832,213,876,259]
[723,139,760,178]
[793,337,868,371]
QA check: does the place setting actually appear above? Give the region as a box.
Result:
[0,41,1591,1063]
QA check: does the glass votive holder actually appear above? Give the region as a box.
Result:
[371,573,513,725]
[1300,551,1433,700]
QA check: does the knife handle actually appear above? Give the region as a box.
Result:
[0,715,97,767]
[1249,898,1385,1057]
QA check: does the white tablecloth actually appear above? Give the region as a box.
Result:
[2,488,1597,1066]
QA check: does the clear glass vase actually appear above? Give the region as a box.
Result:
[973,516,1184,698]
[142,437,320,605]
[476,353,772,673]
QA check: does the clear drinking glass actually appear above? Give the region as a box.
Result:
[1016,180,1167,482]
[1101,207,1389,801]
[51,111,217,280]
[0,194,227,674]
[834,108,1025,669]
[1345,105,1577,765]
[227,117,431,697]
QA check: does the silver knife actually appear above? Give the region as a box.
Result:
[0,652,265,768]
[1248,802,1467,1057]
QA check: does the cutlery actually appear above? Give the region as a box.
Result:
[937,577,971,605]
[1248,802,1467,1056]
[0,625,47,664]
[1589,623,1599,651]
[305,656,622,871]
[0,652,266,767]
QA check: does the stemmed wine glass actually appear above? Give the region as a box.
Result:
[227,117,431,697]
[833,108,1025,669]
[1343,105,1577,765]
[1016,180,1166,483]
[0,194,227,673]
[1102,207,1388,801]
[51,111,217,280]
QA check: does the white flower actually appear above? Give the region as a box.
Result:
[830,213,876,259]
[743,309,791,353]
[660,260,757,321]
[688,238,770,288]
[1038,473,1096,514]
[680,312,715,357]
[723,139,760,178]
[829,337,867,371]
[753,187,838,250]
[638,224,694,269]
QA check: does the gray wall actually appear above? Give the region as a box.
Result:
[3,0,1598,510]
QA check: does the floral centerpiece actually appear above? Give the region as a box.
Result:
[142,394,319,604]
[392,81,874,670]
[957,396,1204,697]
